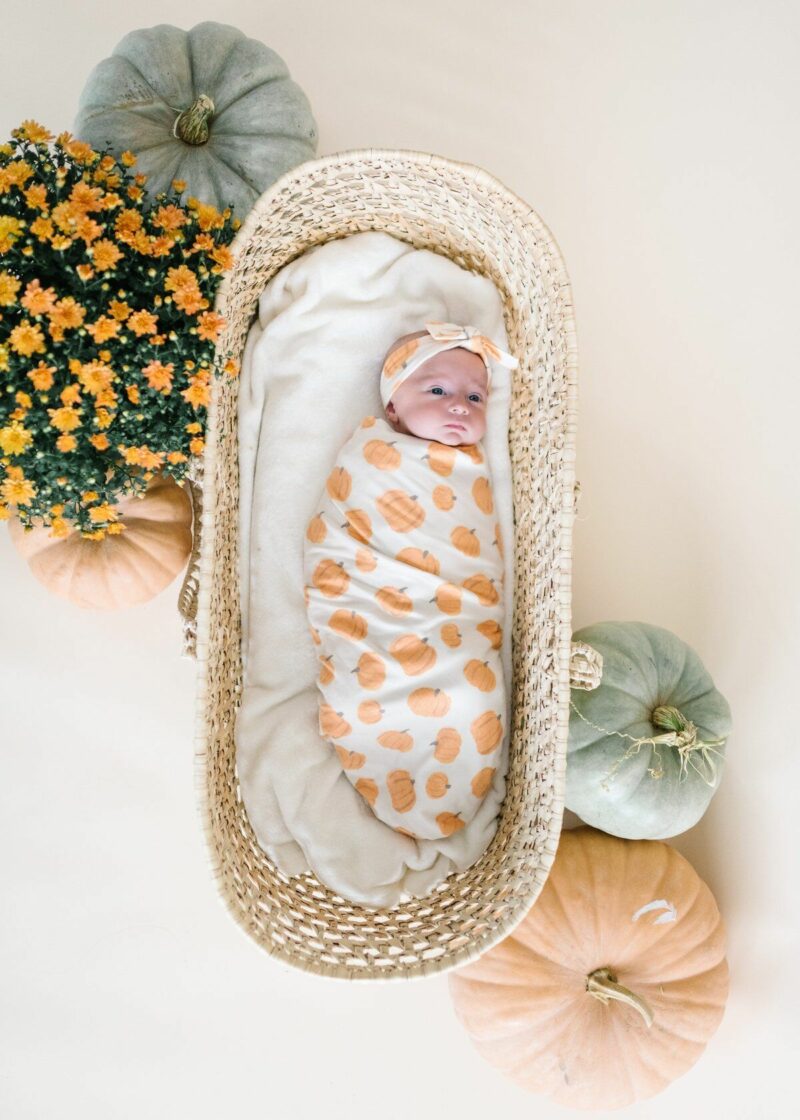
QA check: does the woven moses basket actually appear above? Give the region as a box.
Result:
[179,149,602,981]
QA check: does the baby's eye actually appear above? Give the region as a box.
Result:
[468,394,483,403]
[430,386,445,395]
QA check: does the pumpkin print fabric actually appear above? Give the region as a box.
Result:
[303,415,506,839]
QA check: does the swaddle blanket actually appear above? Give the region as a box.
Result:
[303,416,506,840]
[235,229,515,908]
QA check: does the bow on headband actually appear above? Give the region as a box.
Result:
[380,320,518,408]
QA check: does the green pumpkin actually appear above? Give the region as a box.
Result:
[567,621,732,839]
[73,21,318,222]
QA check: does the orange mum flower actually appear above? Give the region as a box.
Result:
[210,244,235,272]
[55,434,77,452]
[85,317,120,344]
[48,406,82,433]
[9,320,46,356]
[91,239,123,271]
[29,216,54,242]
[21,279,57,316]
[142,360,174,393]
[181,379,211,409]
[76,264,95,281]
[69,181,104,214]
[127,309,158,336]
[196,311,225,343]
[23,183,48,211]
[48,297,86,339]
[88,433,110,451]
[28,361,56,390]
[15,120,53,144]
[153,204,188,232]
[76,361,114,397]
[1,471,37,505]
[0,271,21,306]
[125,385,140,404]
[108,299,131,321]
[60,384,82,406]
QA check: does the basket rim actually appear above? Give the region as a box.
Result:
[192,148,577,980]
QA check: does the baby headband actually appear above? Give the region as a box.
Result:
[380,320,519,408]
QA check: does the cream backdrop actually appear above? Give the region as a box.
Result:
[2,2,798,1117]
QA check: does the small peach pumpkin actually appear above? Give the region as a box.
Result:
[476,619,502,650]
[471,477,494,514]
[396,547,440,575]
[424,442,456,477]
[376,489,426,532]
[470,767,495,798]
[462,573,499,606]
[325,466,352,501]
[440,622,462,648]
[342,508,372,544]
[318,705,351,738]
[451,525,480,557]
[375,585,413,615]
[335,745,365,770]
[355,777,379,807]
[432,582,462,616]
[311,557,349,597]
[436,811,464,836]
[357,700,384,724]
[8,473,192,610]
[306,513,326,543]
[432,484,456,511]
[363,439,401,470]
[472,710,503,754]
[354,651,386,690]
[328,609,368,641]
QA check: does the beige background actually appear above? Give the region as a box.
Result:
[2,1,798,1116]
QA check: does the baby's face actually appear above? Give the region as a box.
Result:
[385,348,489,445]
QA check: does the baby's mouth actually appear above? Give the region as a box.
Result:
[444,421,466,431]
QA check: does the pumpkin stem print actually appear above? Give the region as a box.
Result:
[302,414,507,838]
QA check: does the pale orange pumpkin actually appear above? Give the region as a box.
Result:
[377,729,414,752]
[355,777,379,806]
[462,573,499,606]
[318,705,352,738]
[424,442,456,476]
[436,811,464,836]
[471,710,503,754]
[342,508,372,544]
[433,582,462,616]
[425,772,450,798]
[306,513,326,543]
[8,473,192,610]
[354,651,386,690]
[387,769,416,812]
[451,525,480,557]
[355,547,377,572]
[389,633,437,676]
[440,622,462,648]
[472,476,493,514]
[432,484,456,511]
[449,827,730,1111]
[357,700,384,724]
[326,466,352,501]
[312,557,349,597]
[407,687,452,717]
[476,619,502,650]
[396,547,440,575]
[375,585,413,615]
[433,727,462,763]
[464,659,497,692]
[376,489,426,532]
[363,439,401,470]
[328,609,368,641]
[334,745,365,770]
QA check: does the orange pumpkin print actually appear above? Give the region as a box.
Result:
[318,654,335,685]
[335,745,365,770]
[360,415,377,428]
[407,687,452,717]
[355,651,386,690]
[396,547,440,575]
[433,727,462,763]
[357,700,384,724]
[363,439,402,470]
[451,525,480,557]
[343,508,372,544]
[426,772,450,799]
[424,442,457,477]
[471,767,496,798]
[472,710,504,754]
[472,477,493,514]
[377,729,414,752]
[375,585,413,616]
[306,513,326,543]
[387,769,416,812]
[464,659,497,692]
[436,811,465,836]
[319,705,351,738]
[312,558,350,598]
[389,633,437,676]
[477,619,502,650]
[355,547,377,572]
[355,777,379,806]
[376,489,425,532]
[462,573,500,606]
[440,622,462,648]
[326,466,352,501]
[309,624,321,645]
[432,484,456,511]
[383,338,419,378]
[328,609,368,641]
[433,582,462,616]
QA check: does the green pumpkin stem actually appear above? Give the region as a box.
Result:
[173,95,215,145]
[586,967,655,1028]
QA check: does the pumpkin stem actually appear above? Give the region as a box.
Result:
[173,95,215,145]
[586,967,654,1028]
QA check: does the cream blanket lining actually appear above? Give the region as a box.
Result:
[235,230,514,908]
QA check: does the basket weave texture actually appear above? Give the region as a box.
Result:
[192,149,579,980]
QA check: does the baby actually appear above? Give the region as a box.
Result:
[302,321,518,840]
